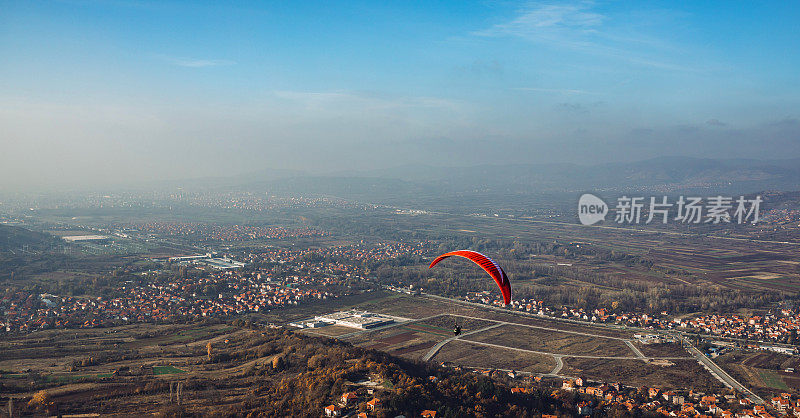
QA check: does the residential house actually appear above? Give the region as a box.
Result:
[324,405,341,417]
[366,398,381,412]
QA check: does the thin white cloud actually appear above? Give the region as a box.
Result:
[475,1,691,71]
[475,2,603,49]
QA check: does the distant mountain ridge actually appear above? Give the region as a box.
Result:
[335,157,800,189]
[224,157,800,200]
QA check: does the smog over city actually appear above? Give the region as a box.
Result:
[2,2,800,417]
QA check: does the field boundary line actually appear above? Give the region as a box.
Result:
[451,314,630,341]
[458,338,692,360]
[422,323,505,362]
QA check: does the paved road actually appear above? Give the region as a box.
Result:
[409,312,692,362]
[549,356,564,376]
[625,340,646,359]
[450,312,631,341]
[419,293,763,402]
[421,322,505,362]
[681,337,764,404]
[457,339,691,361]
[313,291,762,402]
[421,293,635,336]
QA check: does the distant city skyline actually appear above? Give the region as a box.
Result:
[1,1,799,190]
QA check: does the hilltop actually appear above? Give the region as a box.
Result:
[0,323,568,417]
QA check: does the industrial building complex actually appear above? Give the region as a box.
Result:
[289,310,396,330]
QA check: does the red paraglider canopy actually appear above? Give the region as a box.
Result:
[429,250,511,305]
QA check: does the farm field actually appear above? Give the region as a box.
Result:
[435,340,556,374]
[298,324,356,337]
[360,294,635,340]
[717,351,800,396]
[0,323,239,374]
[357,293,466,319]
[377,211,800,293]
[635,342,689,358]
[461,324,633,358]
[0,322,286,415]
[317,294,725,392]
[346,323,447,361]
[413,314,495,334]
[560,357,724,391]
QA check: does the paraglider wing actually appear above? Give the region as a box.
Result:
[429,250,511,305]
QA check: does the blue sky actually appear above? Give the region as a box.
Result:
[1,1,799,188]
